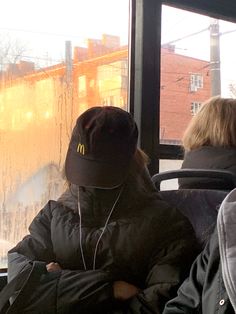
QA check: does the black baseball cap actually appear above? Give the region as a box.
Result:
[65,106,138,188]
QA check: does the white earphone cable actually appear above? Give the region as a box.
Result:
[78,194,87,270]
[78,186,123,271]
[92,186,123,270]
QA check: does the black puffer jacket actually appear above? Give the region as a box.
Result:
[179,146,236,190]
[163,188,236,314]
[8,176,198,313]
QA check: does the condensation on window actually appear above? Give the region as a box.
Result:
[0,0,130,268]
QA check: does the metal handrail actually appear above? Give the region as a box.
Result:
[152,169,236,190]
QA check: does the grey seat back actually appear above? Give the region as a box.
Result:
[159,189,228,247]
[152,169,233,246]
[0,273,7,292]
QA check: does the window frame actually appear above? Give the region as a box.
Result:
[131,0,236,176]
[190,101,202,115]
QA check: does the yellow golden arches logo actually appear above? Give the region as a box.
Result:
[77,143,85,155]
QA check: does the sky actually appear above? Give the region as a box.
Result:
[0,0,130,64]
[0,1,236,95]
[0,0,130,39]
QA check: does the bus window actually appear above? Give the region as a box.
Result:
[0,0,130,268]
[159,159,183,190]
[160,5,236,171]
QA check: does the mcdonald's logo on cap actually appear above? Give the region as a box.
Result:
[77,143,85,155]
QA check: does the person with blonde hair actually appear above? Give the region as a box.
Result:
[4,106,198,314]
[179,96,236,189]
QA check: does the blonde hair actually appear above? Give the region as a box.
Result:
[182,96,236,151]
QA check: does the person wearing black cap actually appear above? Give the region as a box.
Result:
[7,106,199,313]
[65,105,139,188]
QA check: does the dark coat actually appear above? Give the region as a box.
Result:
[8,180,198,314]
[163,188,236,314]
[179,146,236,190]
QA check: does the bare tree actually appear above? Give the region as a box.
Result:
[0,34,28,71]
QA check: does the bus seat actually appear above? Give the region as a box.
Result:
[158,189,227,247]
[152,170,230,247]
[0,273,7,292]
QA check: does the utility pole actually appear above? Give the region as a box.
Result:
[65,40,72,85]
[65,40,74,135]
[209,19,221,96]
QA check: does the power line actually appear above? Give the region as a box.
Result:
[162,27,209,46]
[162,25,236,54]
[220,29,236,36]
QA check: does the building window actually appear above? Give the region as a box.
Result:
[190,74,203,92]
[191,102,202,115]
[78,75,87,98]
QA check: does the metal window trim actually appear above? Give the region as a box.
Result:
[162,0,236,24]
[130,0,162,175]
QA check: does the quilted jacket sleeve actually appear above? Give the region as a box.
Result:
[149,220,200,312]
[163,229,217,314]
[114,205,201,314]
[7,201,115,313]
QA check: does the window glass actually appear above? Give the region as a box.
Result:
[0,0,130,268]
[159,160,183,190]
[161,5,236,145]
[190,101,202,115]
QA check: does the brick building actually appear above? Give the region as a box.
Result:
[160,44,211,144]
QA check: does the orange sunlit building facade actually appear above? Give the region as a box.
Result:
[0,35,210,134]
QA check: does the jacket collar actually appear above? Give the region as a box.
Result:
[217,188,236,312]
